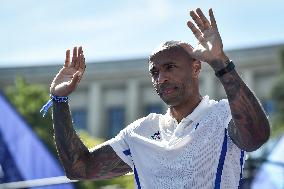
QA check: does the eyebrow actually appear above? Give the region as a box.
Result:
[149,61,177,73]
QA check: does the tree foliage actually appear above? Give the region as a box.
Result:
[4,76,134,189]
[5,76,56,154]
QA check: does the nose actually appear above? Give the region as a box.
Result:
[157,72,168,84]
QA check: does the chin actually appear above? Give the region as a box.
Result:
[162,97,182,107]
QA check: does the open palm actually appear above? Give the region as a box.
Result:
[187,8,227,63]
[50,47,86,96]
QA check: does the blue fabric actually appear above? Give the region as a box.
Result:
[214,128,228,189]
[122,149,141,189]
[40,99,53,117]
[133,165,141,189]
[40,95,68,117]
[123,149,131,156]
[238,150,245,188]
[194,123,200,130]
[0,130,25,184]
[0,93,73,189]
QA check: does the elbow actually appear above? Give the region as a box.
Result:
[64,166,85,180]
[66,172,79,180]
[65,169,90,180]
[242,123,270,152]
[63,162,88,180]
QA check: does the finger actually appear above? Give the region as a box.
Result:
[71,47,77,67]
[189,49,204,61]
[187,21,205,42]
[79,47,86,70]
[69,71,81,89]
[196,8,210,30]
[79,54,85,70]
[76,46,82,69]
[78,46,82,56]
[209,8,218,29]
[189,10,205,32]
[64,49,70,67]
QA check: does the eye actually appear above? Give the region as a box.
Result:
[166,64,176,70]
[150,70,159,77]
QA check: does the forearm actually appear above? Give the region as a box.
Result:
[52,102,132,180]
[212,59,270,151]
[52,101,89,178]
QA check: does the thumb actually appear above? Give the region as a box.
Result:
[69,71,81,89]
[180,42,199,60]
[187,50,200,61]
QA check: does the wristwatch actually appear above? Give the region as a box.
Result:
[215,60,235,77]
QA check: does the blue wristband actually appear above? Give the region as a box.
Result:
[40,95,68,117]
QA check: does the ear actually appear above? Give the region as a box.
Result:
[192,59,201,78]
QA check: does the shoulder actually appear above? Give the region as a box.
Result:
[204,98,232,127]
[210,98,231,114]
[122,113,162,134]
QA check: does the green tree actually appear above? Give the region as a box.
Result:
[4,76,134,189]
[5,76,56,154]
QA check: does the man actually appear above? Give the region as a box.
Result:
[48,8,270,188]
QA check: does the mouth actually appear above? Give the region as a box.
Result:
[160,86,178,97]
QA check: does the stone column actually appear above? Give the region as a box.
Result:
[126,80,139,125]
[242,70,254,90]
[203,72,215,98]
[87,82,104,138]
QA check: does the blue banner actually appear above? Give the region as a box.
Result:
[0,93,74,189]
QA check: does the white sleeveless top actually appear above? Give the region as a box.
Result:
[108,96,246,189]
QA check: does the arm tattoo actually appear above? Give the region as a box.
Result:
[52,102,131,180]
[214,60,270,151]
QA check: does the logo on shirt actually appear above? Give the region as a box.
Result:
[151,131,161,140]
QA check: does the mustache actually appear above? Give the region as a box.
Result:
[156,83,177,95]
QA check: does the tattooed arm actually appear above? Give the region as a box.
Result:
[186,8,270,152]
[53,102,131,180]
[50,46,131,180]
[211,58,270,152]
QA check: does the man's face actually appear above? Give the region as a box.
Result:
[149,48,197,107]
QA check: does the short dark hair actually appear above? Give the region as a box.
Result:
[148,40,194,63]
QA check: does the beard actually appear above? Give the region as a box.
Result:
[155,82,187,107]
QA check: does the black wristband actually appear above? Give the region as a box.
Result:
[215,60,235,77]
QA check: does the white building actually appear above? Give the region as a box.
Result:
[0,43,282,139]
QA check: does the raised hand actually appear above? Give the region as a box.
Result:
[50,46,86,96]
[187,8,228,65]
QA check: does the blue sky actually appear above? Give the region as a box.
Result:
[1,0,284,67]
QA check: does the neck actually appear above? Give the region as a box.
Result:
[169,94,202,123]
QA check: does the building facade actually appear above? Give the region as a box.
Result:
[0,44,282,139]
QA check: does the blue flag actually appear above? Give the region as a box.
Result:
[0,93,74,189]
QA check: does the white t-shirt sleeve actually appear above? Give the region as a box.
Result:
[107,127,134,168]
[106,116,149,168]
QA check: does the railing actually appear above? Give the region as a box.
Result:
[0,159,283,189]
[0,176,77,189]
